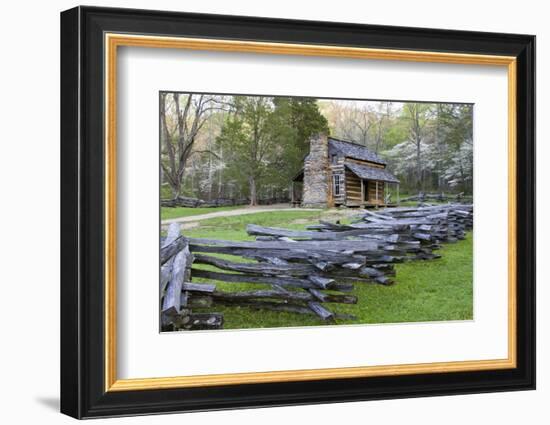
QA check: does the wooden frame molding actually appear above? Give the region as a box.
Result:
[104,33,518,392]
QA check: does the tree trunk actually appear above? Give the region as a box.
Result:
[416,139,422,191]
[160,93,225,201]
[207,154,213,201]
[217,146,223,198]
[414,106,422,191]
[249,176,257,206]
[459,162,466,193]
[172,179,181,199]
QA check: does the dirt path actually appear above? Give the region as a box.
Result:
[161,204,321,228]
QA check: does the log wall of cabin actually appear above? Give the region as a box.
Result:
[345,157,385,169]
[345,168,363,206]
[326,151,389,206]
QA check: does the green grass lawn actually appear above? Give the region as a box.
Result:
[161,205,244,220]
[178,210,473,330]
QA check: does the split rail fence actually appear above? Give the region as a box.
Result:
[159,203,473,331]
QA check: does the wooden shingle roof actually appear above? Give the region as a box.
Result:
[345,161,400,184]
[328,137,387,165]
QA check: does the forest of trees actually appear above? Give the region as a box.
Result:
[160,93,473,205]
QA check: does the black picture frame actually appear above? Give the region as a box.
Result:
[60,5,535,419]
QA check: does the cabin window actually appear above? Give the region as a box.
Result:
[333,174,342,196]
[331,154,338,164]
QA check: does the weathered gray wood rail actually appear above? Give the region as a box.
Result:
[349,204,470,255]
[159,204,472,331]
[400,192,473,203]
[159,223,365,331]
[161,196,248,208]
[161,196,287,208]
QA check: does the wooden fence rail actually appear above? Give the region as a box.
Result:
[159,203,473,331]
[400,192,473,203]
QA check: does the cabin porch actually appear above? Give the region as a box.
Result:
[341,161,400,208]
[343,180,400,207]
[341,169,400,208]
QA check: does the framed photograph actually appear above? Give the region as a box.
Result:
[60,6,535,419]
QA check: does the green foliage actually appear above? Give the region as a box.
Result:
[383,103,474,193]
[382,118,409,149]
[161,92,473,202]
[216,96,328,202]
[160,184,173,199]
[438,104,473,149]
[266,97,329,192]
[273,97,329,154]
[216,97,272,204]
[182,211,473,329]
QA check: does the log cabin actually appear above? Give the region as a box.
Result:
[291,134,400,208]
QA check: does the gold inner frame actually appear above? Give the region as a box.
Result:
[104,33,517,392]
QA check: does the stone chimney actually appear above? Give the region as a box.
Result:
[302,133,330,208]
